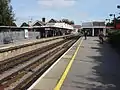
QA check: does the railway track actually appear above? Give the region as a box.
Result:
[0,35,80,90]
[0,39,64,73]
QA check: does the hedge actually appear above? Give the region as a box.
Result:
[108,30,120,48]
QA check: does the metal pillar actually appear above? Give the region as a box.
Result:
[54,30,56,36]
[45,30,48,38]
[103,28,106,36]
[92,28,94,36]
[53,30,55,37]
[62,29,65,36]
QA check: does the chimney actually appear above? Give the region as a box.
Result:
[42,18,45,23]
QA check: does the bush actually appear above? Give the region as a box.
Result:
[108,30,120,48]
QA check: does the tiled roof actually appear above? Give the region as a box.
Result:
[33,21,45,26]
[20,22,29,27]
[48,19,58,23]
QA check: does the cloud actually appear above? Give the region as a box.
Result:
[37,0,76,9]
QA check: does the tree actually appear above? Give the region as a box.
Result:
[0,0,15,26]
[11,22,17,26]
[69,20,74,25]
[106,21,114,27]
[61,19,74,25]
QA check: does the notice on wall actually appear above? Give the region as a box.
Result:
[24,29,29,39]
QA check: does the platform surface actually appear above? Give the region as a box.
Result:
[61,37,120,90]
[29,37,120,90]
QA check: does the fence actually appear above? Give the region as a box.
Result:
[0,31,40,44]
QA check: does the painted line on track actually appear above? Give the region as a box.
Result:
[54,37,83,90]
[27,37,83,90]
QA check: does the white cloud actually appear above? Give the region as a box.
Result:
[37,0,76,9]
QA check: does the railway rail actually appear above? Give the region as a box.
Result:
[0,35,80,90]
[0,39,63,73]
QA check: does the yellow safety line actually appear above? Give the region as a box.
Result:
[54,38,83,90]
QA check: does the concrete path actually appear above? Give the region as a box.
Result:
[62,37,120,90]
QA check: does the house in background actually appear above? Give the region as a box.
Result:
[20,22,29,27]
[33,18,46,27]
[33,21,45,26]
[44,18,74,36]
[48,19,59,23]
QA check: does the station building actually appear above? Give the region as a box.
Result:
[82,21,106,36]
[0,18,74,40]
[32,19,74,38]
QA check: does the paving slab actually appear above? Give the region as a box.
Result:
[33,78,58,90]
[30,37,120,90]
[62,37,120,90]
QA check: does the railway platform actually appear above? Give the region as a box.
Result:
[29,37,120,90]
[0,36,67,61]
[0,36,66,50]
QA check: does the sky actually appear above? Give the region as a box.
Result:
[11,0,120,26]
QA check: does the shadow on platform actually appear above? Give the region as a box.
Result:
[86,43,120,90]
[71,41,120,90]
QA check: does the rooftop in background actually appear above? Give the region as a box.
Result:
[93,21,105,26]
[18,18,74,30]
[81,21,106,29]
[82,21,105,28]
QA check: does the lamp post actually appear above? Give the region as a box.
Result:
[109,14,116,29]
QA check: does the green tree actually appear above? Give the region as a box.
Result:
[0,0,15,26]
[61,19,74,25]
